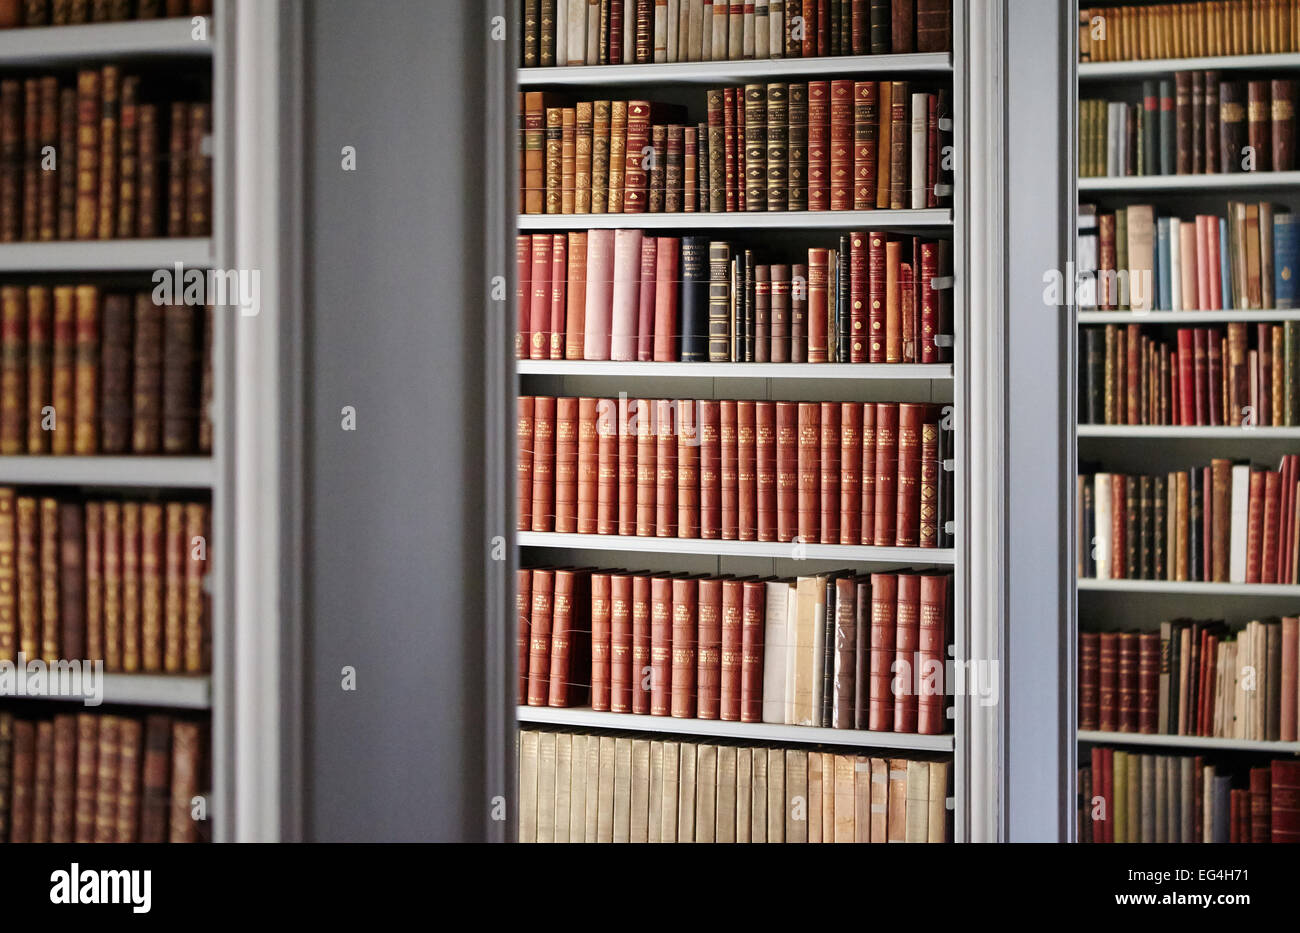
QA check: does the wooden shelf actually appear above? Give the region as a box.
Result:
[517,209,952,230]
[518,360,954,379]
[0,456,213,488]
[1079,51,1300,79]
[0,238,211,272]
[0,17,210,66]
[1078,578,1300,597]
[1078,425,1300,439]
[1079,309,1300,323]
[519,531,954,564]
[517,706,955,751]
[1077,730,1300,754]
[518,52,952,86]
[1078,171,1300,191]
[0,673,212,710]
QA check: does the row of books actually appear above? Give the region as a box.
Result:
[516,230,952,363]
[0,491,211,674]
[518,728,951,842]
[1079,323,1300,427]
[0,287,211,456]
[1077,1,1300,62]
[1079,620,1300,741]
[1080,76,1296,178]
[0,68,210,242]
[518,566,952,733]
[520,0,951,68]
[0,0,211,27]
[1078,202,1297,311]
[518,396,954,547]
[519,81,950,215]
[1079,748,1299,843]
[1078,459,1300,584]
[0,711,206,844]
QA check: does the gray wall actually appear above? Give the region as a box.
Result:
[302,0,488,842]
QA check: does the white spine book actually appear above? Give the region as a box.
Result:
[761,580,792,724]
[755,0,769,58]
[567,0,588,65]
[586,0,600,64]
[911,92,928,209]
[769,0,783,57]
[1229,463,1251,582]
[1093,472,1112,580]
[667,0,680,62]
[555,0,568,66]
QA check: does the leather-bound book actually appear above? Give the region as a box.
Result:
[554,396,579,533]
[706,240,730,361]
[530,394,556,532]
[866,231,886,362]
[0,712,9,841]
[140,503,164,671]
[754,264,771,361]
[39,498,60,660]
[1098,630,1117,731]
[1219,80,1246,172]
[796,402,820,542]
[1272,80,1295,172]
[1247,80,1271,173]
[915,0,948,51]
[648,124,667,212]
[631,573,652,713]
[676,399,701,538]
[670,577,698,717]
[1203,72,1219,175]
[649,575,673,715]
[774,401,798,541]
[755,401,777,542]
[1137,631,1159,734]
[829,79,853,211]
[769,263,790,362]
[1172,71,1192,174]
[697,577,723,719]
[654,398,678,536]
[99,293,132,453]
[887,82,909,209]
[1273,760,1300,842]
[549,234,567,358]
[163,502,185,672]
[617,396,637,535]
[1079,630,1100,730]
[0,488,14,661]
[74,70,101,239]
[872,402,899,546]
[1118,630,1139,732]
[719,399,738,539]
[806,246,829,361]
[787,82,807,211]
[517,568,533,705]
[765,82,788,212]
[817,402,840,543]
[831,576,856,729]
[95,66,120,239]
[0,81,18,243]
[550,568,592,708]
[743,84,766,212]
[890,0,913,52]
[848,230,868,360]
[33,721,51,843]
[136,101,160,236]
[516,396,535,532]
[608,572,632,710]
[9,718,34,842]
[49,714,75,842]
[651,236,679,361]
[527,568,555,706]
[57,501,85,661]
[0,286,24,453]
[1191,73,1204,175]
[739,579,764,723]
[590,572,612,711]
[634,397,656,536]
[93,715,120,843]
[706,89,726,212]
[131,293,162,452]
[16,496,38,659]
[73,713,98,842]
[894,402,925,547]
[114,75,138,237]
[737,400,757,541]
[562,232,587,359]
[516,235,531,359]
[1246,468,1265,583]
[882,240,900,359]
[852,83,878,213]
[790,261,808,360]
[596,396,618,534]
[806,81,829,211]
[623,101,657,213]
[891,573,920,732]
[138,714,171,843]
[1263,469,1283,584]
[21,79,37,244]
[101,501,122,670]
[50,286,75,455]
[523,92,556,214]
[528,233,552,359]
[168,720,200,843]
[919,419,939,547]
[868,572,897,731]
[837,402,863,545]
[858,401,877,545]
[115,716,142,842]
[699,400,721,539]
[72,285,99,453]
[589,99,610,213]
[679,235,709,361]
[576,396,598,533]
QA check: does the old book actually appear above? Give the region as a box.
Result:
[73,713,97,842]
[131,293,162,452]
[168,720,200,842]
[74,70,99,239]
[50,714,75,842]
[50,286,75,454]
[139,503,163,671]
[0,286,24,453]
[92,715,120,843]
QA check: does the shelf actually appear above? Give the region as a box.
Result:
[1079,51,1300,79]
[517,706,956,751]
[1079,309,1300,323]
[518,360,954,379]
[1078,171,1300,192]
[0,17,211,66]
[0,238,211,272]
[518,52,952,86]
[0,673,212,710]
[0,456,213,488]
[1078,425,1300,439]
[1078,578,1300,597]
[517,209,952,230]
[1077,730,1300,754]
[519,531,954,563]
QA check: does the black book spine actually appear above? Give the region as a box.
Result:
[1082,476,1095,577]
[679,235,711,361]
[1125,475,1139,579]
[1142,80,1159,176]
[1158,79,1175,176]
[1188,467,1203,582]
[1139,474,1153,580]
[869,0,889,54]
[837,234,851,362]
[821,576,835,728]
[1152,475,1167,580]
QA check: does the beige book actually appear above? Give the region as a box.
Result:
[820,751,835,842]
[584,731,601,841]
[870,757,889,842]
[785,748,807,842]
[596,735,616,842]
[886,758,908,842]
[566,0,588,65]
[716,745,737,842]
[784,584,799,724]
[766,747,784,842]
[905,759,929,842]
[695,744,718,842]
[728,2,744,58]
[630,738,651,842]
[1202,764,1215,843]
[1126,752,1141,843]
[927,760,950,843]
[585,0,599,64]
[762,580,793,723]
[613,736,633,843]
[687,0,706,62]
[735,748,751,843]
[677,740,697,842]
[750,747,767,842]
[807,749,823,842]
[793,575,826,726]
[553,733,571,843]
[518,730,539,843]
[834,754,855,842]
[711,0,728,60]
[1125,204,1155,312]
[569,733,588,842]
[648,740,664,843]
[536,732,556,843]
[661,741,680,842]
[854,756,872,843]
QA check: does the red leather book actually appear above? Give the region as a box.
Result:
[801,0,818,56]
[676,399,701,538]
[796,402,821,542]
[754,265,770,363]
[770,264,791,362]
[1198,631,1218,737]
[517,396,535,532]
[1098,631,1117,732]
[590,572,611,711]
[807,247,830,363]
[650,576,673,716]
[860,402,877,545]
[790,261,808,362]
[818,402,841,543]
[1137,630,1159,734]
[631,573,652,714]
[807,81,829,211]
[1117,632,1137,731]
[530,395,556,533]
[554,396,579,534]
[652,236,680,362]
[1206,328,1224,426]
[699,400,721,540]
[596,397,619,535]
[565,231,587,360]
[776,401,799,542]
[868,572,897,732]
[1263,470,1282,584]
[617,397,637,536]
[872,402,899,546]
[1079,631,1100,730]
[740,579,765,723]
[1175,331,1195,425]
[697,578,723,720]
[737,400,758,541]
[892,573,920,733]
[894,402,925,547]
[917,573,949,734]
[609,573,633,713]
[853,84,877,213]
[634,398,657,537]
[867,231,886,362]
[925,93,939,208]
[527,568,555,707]
[636,234,658,361]
[829,79,853,211]
[1191,328,1208,426]
[1271,760,1300,842]
[920,240,939,363]
[577,396,599,534]
[1195,216,1211,311]
[1246,469,1265,583]
[1249,767,1271,843]
[655,399,678,537]
[717,578,743,722]
[1258,322,1273,427]
[756,402,778,542]
[720,399,739,539]
[610,229,643,361]
[549,234,567,359]
[528,234,552,360]
[839,402,863,545]
[549,568,592,708]
[516,235,531,359]
[848,231,868,362]
[919,419,939,548]
[670,577,698,718]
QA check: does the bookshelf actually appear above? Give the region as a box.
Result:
[0,673,212,709]
[0,16,210,65]
[505,3,975,842]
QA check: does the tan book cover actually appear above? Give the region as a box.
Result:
[928,759,950,843]
[715,744,737,843]
[552,732,571,843]
[807,747,823,842]
[92,714,119,843]
[647,739,662,843]
[612,736,633,843]
[834,753,855,842]
[786,747,807,842]
[854,756,872,843]
[676,739,696,842]
[584,730,601,842]
[766,746,784,842]
[568,733,587,843]
[660,739,679,843]
[517,730,538,842]
[870,756,889,842]
[735,746,751,843]
[629,737,650,842]
[596,734,616,842]
[750,745,767,842]
[693,742,717,843]
[905,758,929,842]
[886,758,908,842]
[793,574,826,725]
[39,498,59,660]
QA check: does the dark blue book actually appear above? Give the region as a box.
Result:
[1274,213,1299,309]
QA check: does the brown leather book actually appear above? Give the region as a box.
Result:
[917,573,949,734]
[1272,79,1295,172]
[655,398,678,536]
[162,304,198,453]
[720,399,738,539]
[807,246,829,361]
[16,496,38,659]
[75,70,99,239]
[676,399,701,538]
[890,0,914,52]
[649,575,673,716]
[527,568,555,706]
[1247,80,1272,173]
[754,264,771,362]
[140,503,163,672]
[1246,469,1265,583]
[92,714,119,842]
[517,568,533,706]
[168,720,201,842]
[888,82,909,209]
[795,402,820,542]
[187,102,211,235]
[832,576,856,729]
[919,420,939,547]
[722,88,738,212]
[608,572,632,712]
[50,714,75,842]
[818,401,840,543]
[858,402,877,546]
[166,101,189,236]
[57,501,85,661]
[37,76,57,240]
[755,401,777,542]
[0,711,9,841]
[56,86,76,238]
[115,716,142,842]
[1117,630,1137,732]
[634,397,656,537]
[1219,80,1246,172]
[740,578,765,724]
[743,85,767,212]
[21,79,37,243]
[868,572,897,731]
[115,75,139,237]
[183,502,208,672]
[0,488,14,662]
[872,402,899,546]
[894,402,925,547]
[892,573,920,733]
[576,396,598,534]
[50,286,75,455]
[39,498,60,660]
[9,718,33,842]
[131,293,162,452]
[1137,630,1159,735]
[699,399,721,539]
[787,82,808,211]
[596,397,618,535]
[121,501,141,671]
[136,102,160,236]
[554,396,578,534]
[0,81,19,242]
[915,0,950,51]
[530,394,556,533]
[737,400,757,541]
[72,285,99,453]
[766,83,789,213]
[548,568,591,708]
[852,85,877,214]
[670,576,698,718]
[100,501,121,670]
[73,713,97,842]
[631,573,652,714]
[866,231,887,362]
[99,293,132,454]
[807,81,829,211]
[718,578,741,721]
[775,401,798,541]
[829,79,853,211]
[697,577,723,719]
[790,261,808,361]
[163,502,185,672]
[139,714,171,843]
[95,66,119,239]
[0,285,25,453]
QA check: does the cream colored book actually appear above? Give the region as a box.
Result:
[821,752,836,841]
[766,747,784,842]
[735,747,751,843]
[905,759,929,843]
[854,756,871,843]
[784,748,807,842]
[568,733,588,842]
[886,758,908,843]
[613,736,633,843]
[596,735,615,843]
[762,580,793,724]
[927,759,950,843]
[584,731,601,841]
[695,744,718,843]
[519,730,539,843]
[647,740,664,843]
[630,738,650,842]
[793,575,827,726]
[834,754,855,843]
[784,585,799,724]
[661,741,680,843]
[870,757,888,843]
[807,749,823,843]
[553,733,572,843]
[716,745,737,843]
[677,740,697,842]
